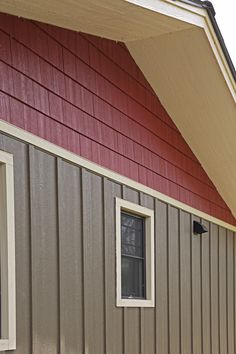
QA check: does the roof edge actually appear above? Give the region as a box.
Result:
[177,0,236,82]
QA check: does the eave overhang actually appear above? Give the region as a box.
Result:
[0,0,235,218]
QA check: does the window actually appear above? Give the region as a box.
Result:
[116,198,154,307]
[0,151,16,351]
[121,212,145,299]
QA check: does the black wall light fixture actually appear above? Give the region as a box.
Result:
[193,220,208,235]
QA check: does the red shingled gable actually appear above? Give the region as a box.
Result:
[0,12,235,225]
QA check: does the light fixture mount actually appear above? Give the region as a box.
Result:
[193,220,208,235]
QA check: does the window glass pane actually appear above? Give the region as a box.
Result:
[121,256,144,298]
[121,213,144,257]
[121,212,145,299]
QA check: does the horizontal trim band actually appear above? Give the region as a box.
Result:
[0,119,235,232]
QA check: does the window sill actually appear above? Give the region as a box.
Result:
[0,339,16,351]
[116,298,155,307]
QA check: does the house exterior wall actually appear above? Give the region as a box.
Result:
[0,12,235,225]
[0,131,235,354]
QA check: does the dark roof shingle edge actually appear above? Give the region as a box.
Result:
[173,0,236,82]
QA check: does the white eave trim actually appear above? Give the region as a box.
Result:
[0,119,235,232]
[126,0,236,101]
[125,0,206,27]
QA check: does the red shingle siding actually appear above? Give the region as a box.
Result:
[0,13,235,225]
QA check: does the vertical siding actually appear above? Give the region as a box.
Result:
[0,133,236,354]
[29,147,59,354]
[0,12,235,225]
[191,216,202,354]
[140,193,155,354]
[201,220,211,354]
[179,211,191,354]
[122,187,140,354]
[155,200,169,354]
[82,170,105,354]
[219,227,227,354]
[57,159,83,354]
[0,135,32,354]
[210,223,220,354]
[103,178,123,354]
[227,231,235,354]
[168,206,180,354]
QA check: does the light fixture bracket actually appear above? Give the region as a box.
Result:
[193,220,208,235]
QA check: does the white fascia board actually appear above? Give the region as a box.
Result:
[125,0,206,28]
[202,16,236,99]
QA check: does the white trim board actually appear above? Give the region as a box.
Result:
[0,150,16,351]
[0,119,236,232]
[116,198,155,307]
[125,0,236,101]
[125,0,206,27]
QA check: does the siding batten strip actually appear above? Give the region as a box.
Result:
[167,203,170,354]
[140,193,155,354]
[227,230,235,354]
[82,169,105,354]
[226,230,229,354]
[191,214,202,354]
[28,145,36,354]
[209,223,212,354]
[28,144,33,354]
[218,225,221,354]
[210,223,220,354]
[178,209,181,354]
[56,158,61,354]
[80,167,85,354]
[103,178,123,354]
[30,148,59,354]
[155,199,169,354]
[102,176,107,354]
[168,205,180,354]
[219,227,227,354]
[180,210,191,354]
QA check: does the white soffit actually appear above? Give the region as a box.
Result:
[0,0,195,41]
[0,0,236,217]
[127,25,236,217]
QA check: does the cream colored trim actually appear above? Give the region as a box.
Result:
[0,340,10,351]
[125,0,206,27]
[162,0,205,15]
[202,16,236,100]
[126,0,236,101]
[0,119,236,232]
[0,150,16,351]
[116,198,155,307]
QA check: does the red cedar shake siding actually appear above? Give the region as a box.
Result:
[0,12,235,225]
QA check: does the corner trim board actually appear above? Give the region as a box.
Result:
[0,150,16,351]
[0,119,235,232]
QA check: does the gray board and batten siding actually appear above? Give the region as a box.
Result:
[0,131,235,354]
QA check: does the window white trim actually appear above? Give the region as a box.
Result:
[116,198,155,307]
[0,150,16,351]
